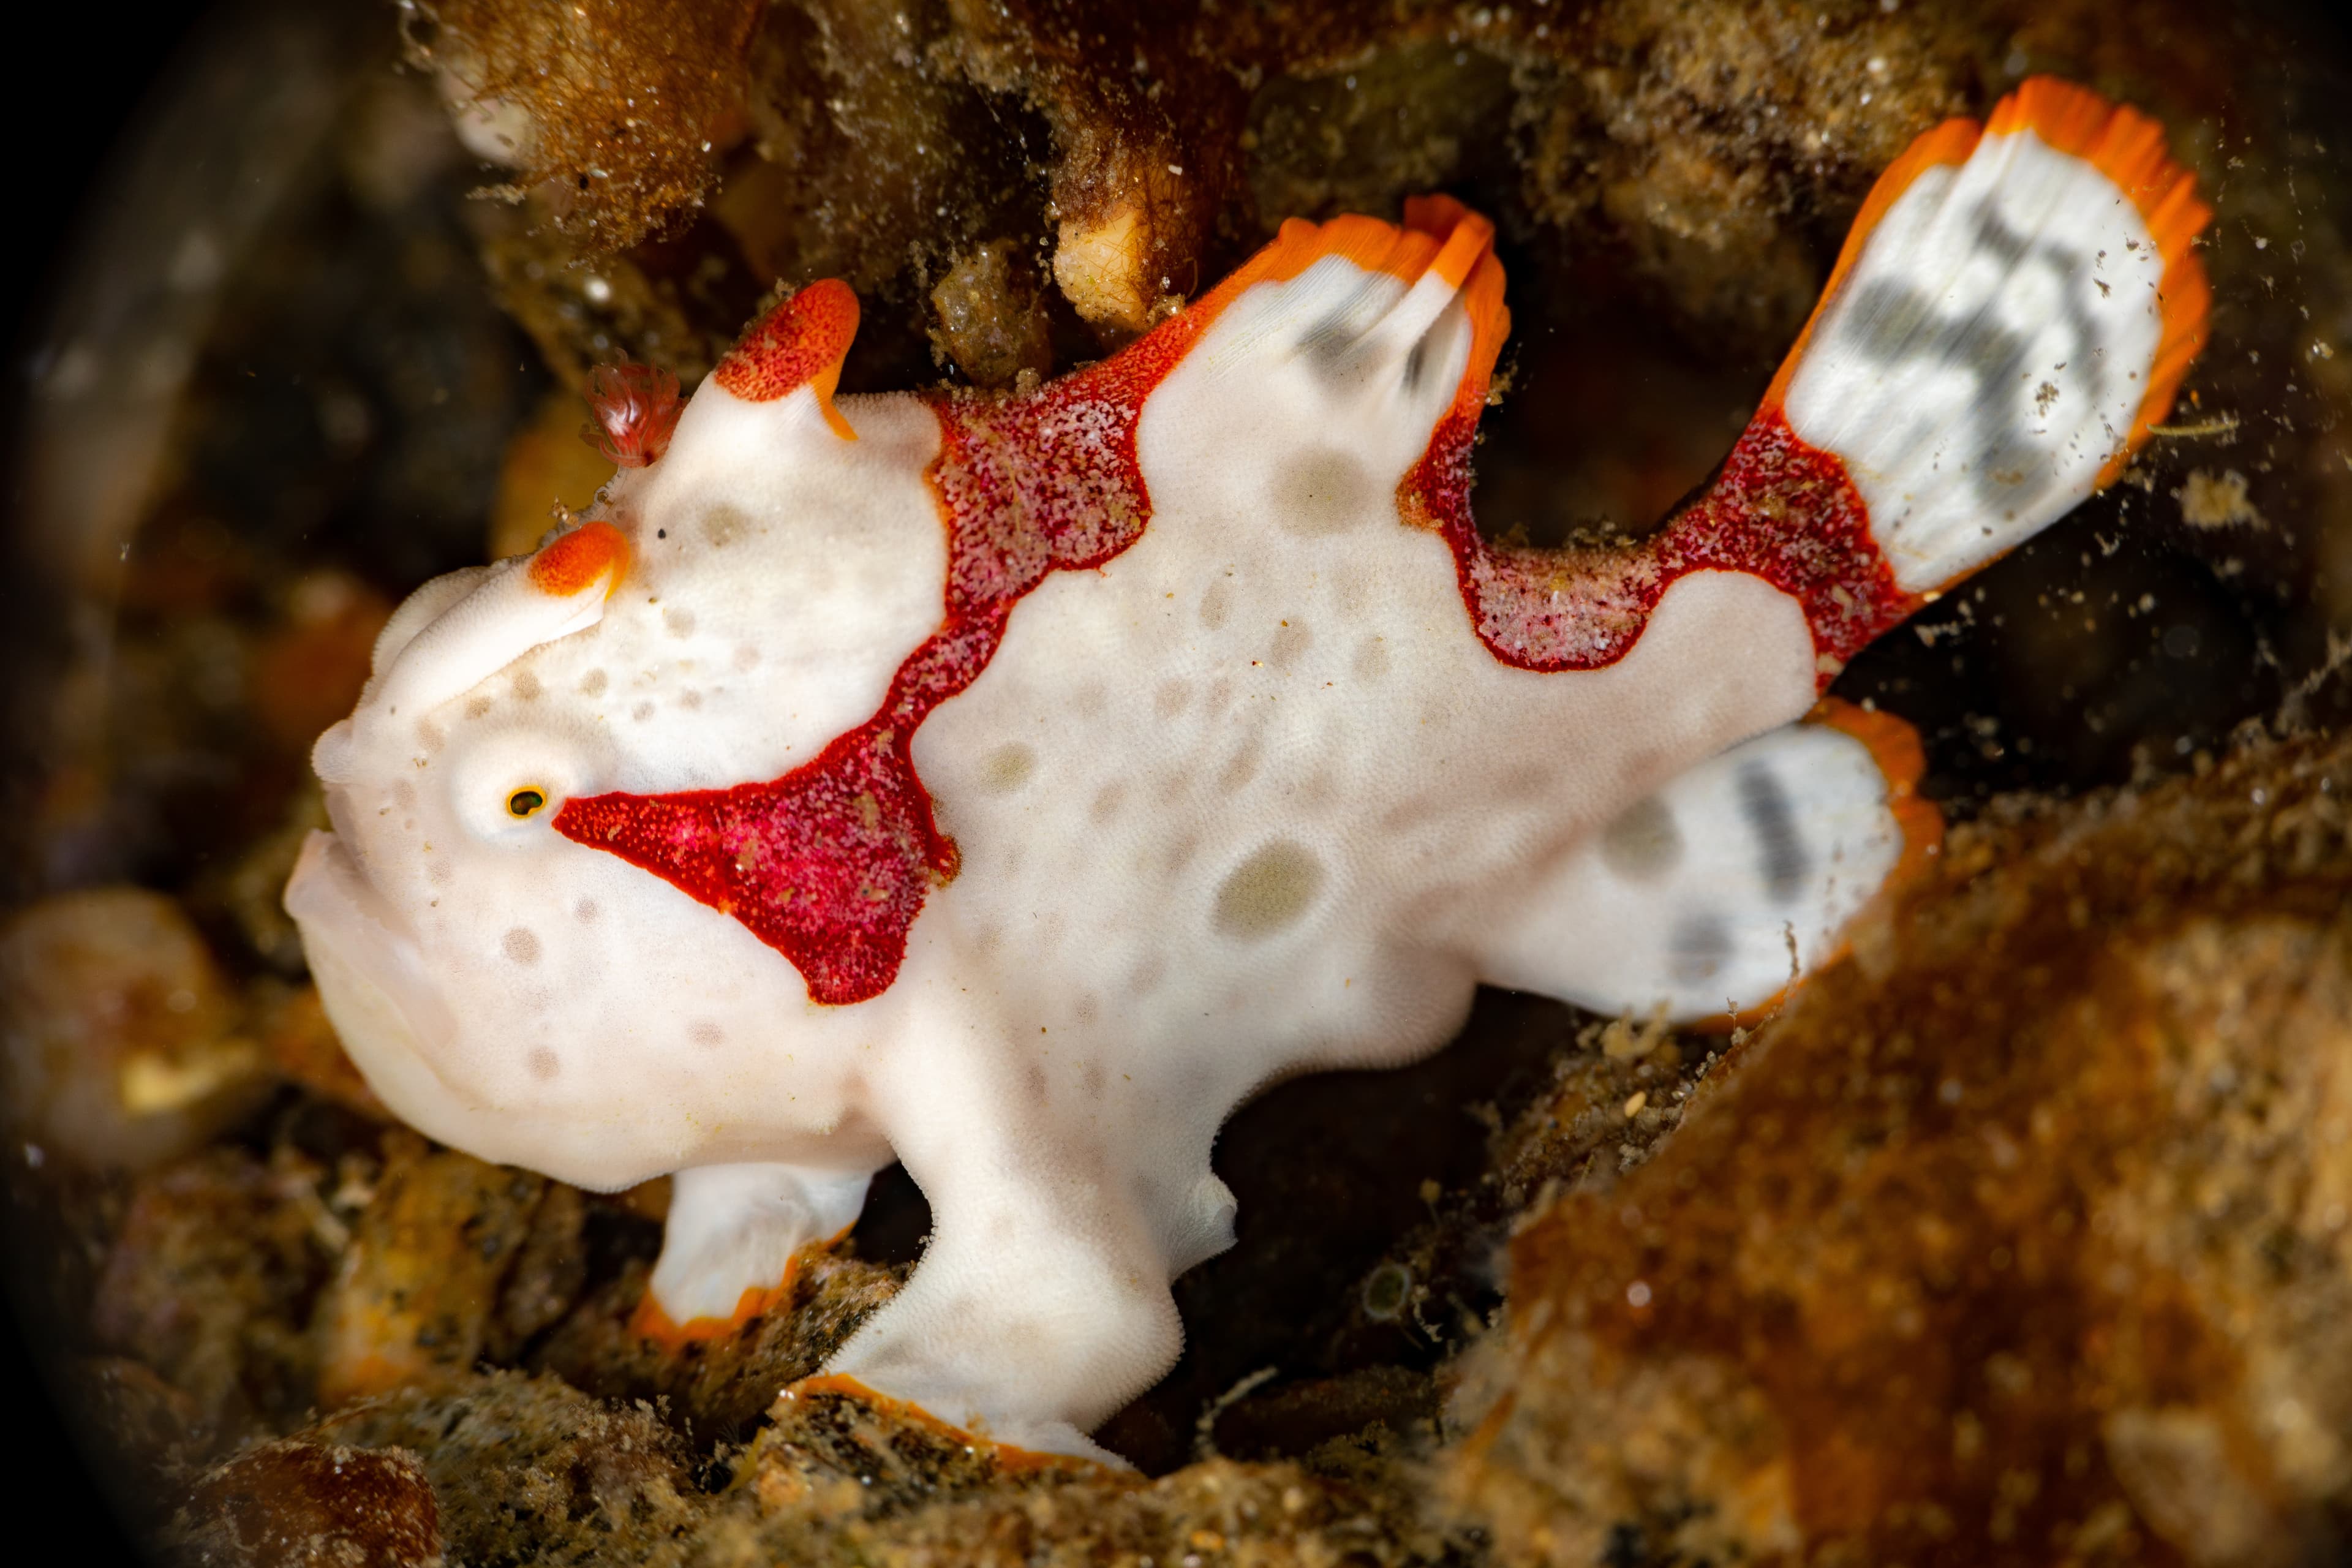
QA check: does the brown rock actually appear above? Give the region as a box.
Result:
[402,0,762,252]
[303,1372,694,1568]
[1450,731,2352,1566]
[172,1440,442,1568]
[92,1148,334,1439]
[930,240,1055,389]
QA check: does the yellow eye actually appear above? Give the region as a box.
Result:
[507,788,549,819]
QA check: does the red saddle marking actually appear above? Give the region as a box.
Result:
[554,313,1214,1005]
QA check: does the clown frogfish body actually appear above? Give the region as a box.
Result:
[287,80,2209,1461]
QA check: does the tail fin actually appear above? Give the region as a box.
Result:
[1765,77,2211,594]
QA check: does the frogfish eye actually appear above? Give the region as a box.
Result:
[507,788,549,819]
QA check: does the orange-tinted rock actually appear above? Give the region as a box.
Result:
[261,984,388,1123]
[314,1133,546,1408]
[1451,731,2352,1567]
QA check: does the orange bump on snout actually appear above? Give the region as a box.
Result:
[528,519,629,598]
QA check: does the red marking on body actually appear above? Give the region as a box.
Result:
[1404,404,1916,684]
[556,304,1220,1005]
[1395,197,1911,682]
[527,519,628,597]
[584,363,684,468]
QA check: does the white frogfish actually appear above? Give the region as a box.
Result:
[287,80,2210,1462]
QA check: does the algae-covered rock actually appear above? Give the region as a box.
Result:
[1450,730,2352,1566]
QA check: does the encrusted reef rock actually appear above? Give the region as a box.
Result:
[1450,729,2352,1567]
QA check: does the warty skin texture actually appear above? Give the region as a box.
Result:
[286,80,2207,1461]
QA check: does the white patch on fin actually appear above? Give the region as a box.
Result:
[1781,85,2207,592]
[1479,717,1920,1020]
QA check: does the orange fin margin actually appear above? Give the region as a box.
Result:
[1159,197,1512,424]
[1809,696,1944,895]
[630,1259,801,1349]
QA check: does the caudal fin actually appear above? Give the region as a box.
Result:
[1764,77,2211,594]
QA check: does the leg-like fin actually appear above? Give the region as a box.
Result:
[635,1162,876,1343]
[1477,702,1941,1022]
[1766,77,2211,593]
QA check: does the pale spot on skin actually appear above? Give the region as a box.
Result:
[1268,619,1311,670]
[503,927,542,965]
[464,696,493,720]
[1214,840,1324,939]
[1200,579,1232,631]
[575,899,599,922]
[1217,734,1263,795]
[1091,780,1127,822]
[1272,449,1373,537]
[701,503,752,548]
[578,668,609,696]
[1154,679,1190,719]
[527,1047,560,1081]
[1129,952,1166,997]
[1352,637,1390,681]
[427,860,454,888]
[632,701,656,722]
[732,645,760,672]
[1600,795,1684,880]
[681,690,703,710]
[688,1020,723,1047]
[512,669,543,700]
[980,743,1036,793]
[665,606,697,638]
[393,782,417,810]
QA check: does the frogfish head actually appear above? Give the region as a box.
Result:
[285,285,949,1189]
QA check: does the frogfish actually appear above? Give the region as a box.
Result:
[287,79,2210,1462]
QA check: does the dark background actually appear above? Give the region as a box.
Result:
[4,10,205,1563]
